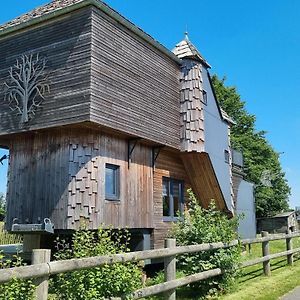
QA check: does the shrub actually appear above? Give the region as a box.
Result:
[170,189,241,298]
[0,251,35,300]
[50,227,144,299]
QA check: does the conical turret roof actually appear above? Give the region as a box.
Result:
[173,33,211,68]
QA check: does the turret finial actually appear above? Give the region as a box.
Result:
[184,31,189,41]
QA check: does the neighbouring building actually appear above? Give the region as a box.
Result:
[257,211,298,234]
[0,0,248,251]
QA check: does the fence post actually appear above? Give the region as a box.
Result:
[286,229,294,266]
[164,238,176,300]
[261,231,271,276]
[32,249,51,300]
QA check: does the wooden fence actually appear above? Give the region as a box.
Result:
[1,230,300,300]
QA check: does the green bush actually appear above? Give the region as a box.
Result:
[0,252,35,300]
[170,189,241,298]
[50,227,144,299]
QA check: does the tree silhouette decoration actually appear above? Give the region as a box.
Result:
[4,53,50,123]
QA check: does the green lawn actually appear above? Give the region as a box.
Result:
[147,238,300,300]
[219,237,300,300]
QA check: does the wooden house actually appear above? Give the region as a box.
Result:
[257,212,298,234]
[0,0,234,250]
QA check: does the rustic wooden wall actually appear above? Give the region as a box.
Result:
[90,7,181,149]
[5,128,154,231]
[152,149,191,249]
[66,130,154,230]
[6,131,70,230]
[0,7,92,137]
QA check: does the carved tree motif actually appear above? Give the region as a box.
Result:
[4,53,50,123]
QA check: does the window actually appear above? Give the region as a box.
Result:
[202,90,207,105]
[162,177,184,221]
[105,164,120,200]
[224,150,230,164]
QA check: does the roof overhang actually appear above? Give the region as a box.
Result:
[0,0,182,65]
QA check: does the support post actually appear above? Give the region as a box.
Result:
[32,249,51,300]
[23,234,41,262]
[164,238,176,300]
[286,229,294,266]
[261,231,271,276]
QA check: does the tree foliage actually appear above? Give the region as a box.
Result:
[0,193,5,222]
[50,227,143,299]
[170,190,241,298]
[211,75,290,217]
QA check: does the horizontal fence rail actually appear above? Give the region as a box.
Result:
[1,230,300,300]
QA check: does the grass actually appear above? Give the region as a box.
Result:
[219,237,300,300]
[146,238,300,300]
[0,222,22,245]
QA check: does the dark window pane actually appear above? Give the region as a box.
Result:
[162,178,170,216]
[162,177,184,219]
[105,164,119,200]
[173,182,180,216]
[163,195,170,216]
[202,90,207,105]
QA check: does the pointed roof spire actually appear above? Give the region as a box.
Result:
[172,33,211,68]
[184,30,189,41]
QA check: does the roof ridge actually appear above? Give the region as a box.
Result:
[172,37,211,68]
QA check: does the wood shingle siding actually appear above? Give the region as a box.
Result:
[5,128,154,231]
[90,8,181,149]
[179,59,205,152]
[0,8,93,139]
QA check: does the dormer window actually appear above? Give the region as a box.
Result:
[202,90,207,105]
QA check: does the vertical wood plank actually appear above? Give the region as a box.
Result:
[286,229,294,266]
[164,238,176,300]
[261,231,271,276]
[32,249,51,300]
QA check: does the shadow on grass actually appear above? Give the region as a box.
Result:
[239,257,300,283]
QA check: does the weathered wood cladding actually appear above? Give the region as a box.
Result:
[90,7,181,149]
[0,8,93,136]
[180,60,205,152]
[152,149,192,249]
[5,128,154,230]
[181,152,228,212]
[6,132,70,230]
[66,130,154,229]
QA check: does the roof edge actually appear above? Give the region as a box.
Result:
[207,71,234,125]
[0,0,182,65]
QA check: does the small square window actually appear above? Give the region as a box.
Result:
[202,90,207,105]
[224,150,230,164]
[105,164,120,200]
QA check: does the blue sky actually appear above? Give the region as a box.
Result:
[0,0,299,208]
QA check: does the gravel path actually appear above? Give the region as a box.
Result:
[280,287,300,300]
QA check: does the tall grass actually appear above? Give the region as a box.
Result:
[0,222,22,245]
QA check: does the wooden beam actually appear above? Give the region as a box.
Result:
[152,146,164,169]
[127,138,141,168]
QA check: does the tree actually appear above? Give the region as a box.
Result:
[4,53,49,123]
[0,193,5,222]
[211,75,290,217]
